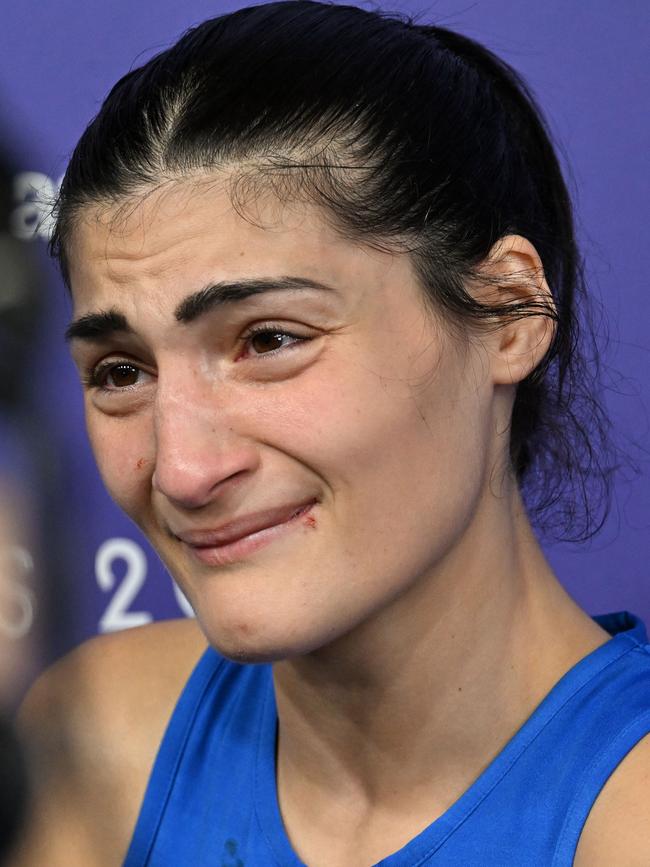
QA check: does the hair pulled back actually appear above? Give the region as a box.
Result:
[51,0,612,540]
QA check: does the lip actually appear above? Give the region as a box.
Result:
[172,499,317,566]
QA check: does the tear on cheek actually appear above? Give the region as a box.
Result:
[302,513,317,529]
[135,458,148,470]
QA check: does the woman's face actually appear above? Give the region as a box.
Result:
[67,178,503,661]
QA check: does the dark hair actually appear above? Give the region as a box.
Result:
[50,0,613,541]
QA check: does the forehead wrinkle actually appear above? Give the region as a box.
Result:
[100,225,211,277]
[76,181,221,275]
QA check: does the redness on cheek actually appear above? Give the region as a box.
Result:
[302,513,317,529]
[136,458,147,470]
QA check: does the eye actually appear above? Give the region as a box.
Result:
[104,363,140,388]
[87,360,151,392]
[241,326,309,358]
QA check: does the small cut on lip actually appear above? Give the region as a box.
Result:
[173,500,317,549]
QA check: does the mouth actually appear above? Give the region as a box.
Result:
[172,500,317,567]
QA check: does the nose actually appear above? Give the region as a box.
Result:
[151,377,260,510]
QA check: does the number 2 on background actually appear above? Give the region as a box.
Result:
[96,537,195,633]
[96,538,152,633]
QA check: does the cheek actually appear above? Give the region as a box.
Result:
[241,348,469,496]
[260,347,487,546]
[86,411,154,516]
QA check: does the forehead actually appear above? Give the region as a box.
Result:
[66,175,411,314]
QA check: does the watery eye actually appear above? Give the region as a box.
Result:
[104,363,140,388]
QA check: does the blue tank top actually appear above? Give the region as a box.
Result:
[123,611,650,866]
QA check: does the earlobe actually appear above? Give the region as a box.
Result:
[477,235,557,386]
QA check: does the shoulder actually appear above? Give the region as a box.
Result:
[11,618,208,866]
[18,617,209,772]
[32,614,209,713]
[574,730,650,866]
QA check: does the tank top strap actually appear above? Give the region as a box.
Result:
[123,646,227,867]
[552,708,650,863]
[550,612,650,863]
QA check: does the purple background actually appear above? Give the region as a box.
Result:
[0,1,648,663]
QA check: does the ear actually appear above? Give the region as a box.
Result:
[475,234,557,386]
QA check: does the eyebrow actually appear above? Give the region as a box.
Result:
[174,276,334,323]
[65,310,132,342]
[65,276,335,342]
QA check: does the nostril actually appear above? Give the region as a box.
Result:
[150,447,260,509]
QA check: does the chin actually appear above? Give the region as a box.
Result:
[198,624,310,665]
[193,603,341,665]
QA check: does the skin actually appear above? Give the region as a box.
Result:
[11,175,650,866]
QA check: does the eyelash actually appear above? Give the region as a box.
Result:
[83,325,312,393]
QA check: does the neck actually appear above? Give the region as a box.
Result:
[272,487,608,811]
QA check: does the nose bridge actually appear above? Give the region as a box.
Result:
[152,365,256,508]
